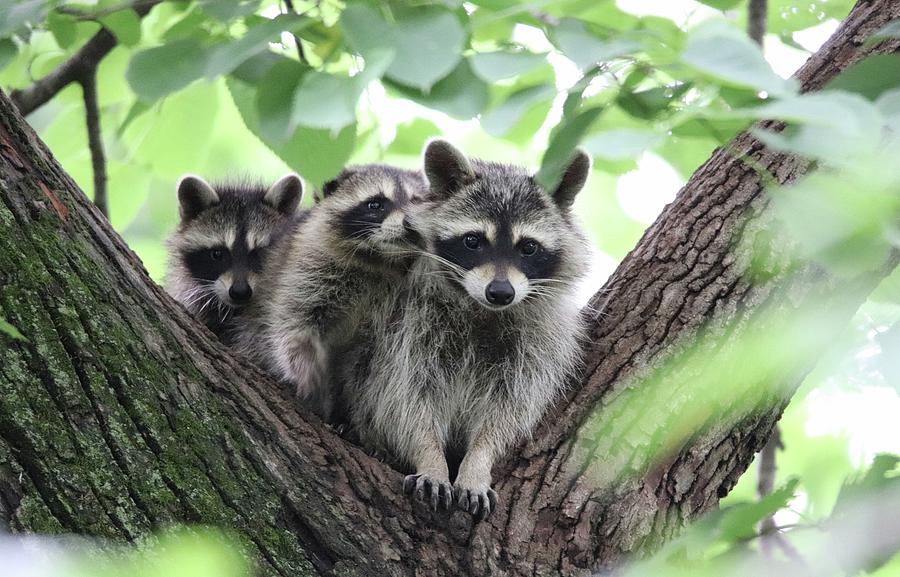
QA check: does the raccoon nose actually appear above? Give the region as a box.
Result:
[229,282,252,303]
[485,280,515,306]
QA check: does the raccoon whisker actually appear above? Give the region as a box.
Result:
[196,293,219,317]
[181,287,214,310]
[530,278,574,286]
[422,270,461,281]
[395,247,467,276]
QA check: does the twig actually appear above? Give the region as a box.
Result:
[10,1,160,116]
[283,0,307,64]
[748,0,767,47]
[80,71,107,218]
[757,425,783,554]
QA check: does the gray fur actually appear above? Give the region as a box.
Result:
[165,174,304,342]
[339,141,592,518]
[232,165,429,420]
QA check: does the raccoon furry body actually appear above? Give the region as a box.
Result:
[233,165,428,419]
[165,175,303,343]
[339,141,592,517]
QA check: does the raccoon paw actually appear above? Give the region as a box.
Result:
[454,486,498,521]
[403,474,453,512]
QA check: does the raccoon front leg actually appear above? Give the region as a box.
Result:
[454,431,501,520]
[272,330,331,419]
[401,424,453,511]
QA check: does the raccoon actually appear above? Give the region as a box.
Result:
[341,140,592,517]
[234,164,429,419]
[165,174,303,343]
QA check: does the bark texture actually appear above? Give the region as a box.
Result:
[0,2,897,576]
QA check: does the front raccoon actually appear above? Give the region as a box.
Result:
[343,141,591,517]
[165,174,303,342]
[238,165,428,419]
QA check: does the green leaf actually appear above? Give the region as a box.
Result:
[291,71,357,132]
[682,27,796,97]
[47,11,77,49]
[834,454,900,514]
[199,0,261,22]
[750,92,882,164]
[481,84,554,137]
[255,59,307,143]
[616,82,692,120]
[536,106,603,191]
[228,78,355,186]
[340,3,395,61]
[0,38,17,70]
[767,0,854,36]
[100,8,142,47]
[107,161,152,231]
[389,118,441,156]
[127,82,221,179]
[869,266,900,304]
[127,38,209,102]
[0,0,46,37]
[0,318,27,342]
[342,3,465,91]
[230,52,290,85]
[826,54,900,101]
[718,479,799,542]
[470,50,547,82]
[388,59,489,120]
[582,128,663,161]
[551,19,640,70]
[116,99,151,137]
[695,0,743,8]
[868,20,900,45]
[206,14,309,79]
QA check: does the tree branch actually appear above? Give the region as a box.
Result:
[749,0,767,47]
[80,71,107,218]
[9,1,159,117]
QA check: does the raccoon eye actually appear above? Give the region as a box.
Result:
[209,248,225,261]
[519,239,540,256]
[463,233,481,250]
[367,200,384,211]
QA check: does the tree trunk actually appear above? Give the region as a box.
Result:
[0,2,897,575]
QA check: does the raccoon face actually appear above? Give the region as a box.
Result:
[421,140,590,311]
[172,174,303,311]
[320,165,427,259]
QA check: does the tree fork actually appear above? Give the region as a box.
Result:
[0,2,898,576]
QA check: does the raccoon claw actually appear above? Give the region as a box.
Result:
[402,474,453,511]
[455,486,499,520]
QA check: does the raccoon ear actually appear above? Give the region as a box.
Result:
[423,139,475,199]
[551,149,591,211]
[319,168,355,201]
[177,175,219,221]
[264,173,303,216]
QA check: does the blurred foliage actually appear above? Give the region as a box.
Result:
[1,527,250,577]
[2,1,900,575]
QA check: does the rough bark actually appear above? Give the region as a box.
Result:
[0,1,897,576]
